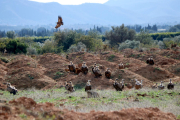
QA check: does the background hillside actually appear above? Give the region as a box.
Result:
[0,0,180,26]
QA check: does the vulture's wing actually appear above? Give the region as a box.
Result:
[58,16,62,23]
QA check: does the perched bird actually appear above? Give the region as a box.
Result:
[119,63,124,69]
[152,83,158,89]
[68,61,76,72]
[85,80,91,91]
[105,68,111,79]
[92,63,97,74]
[55,16,63,29]
[120,79,125,89]
[167,79,174,90]
[146,56,154,65]
[171,43,177,48]
[65,81,75,92]
[125,79,135,89]
[3,82,18,95]
[75,67,82,75]
[93,66,102,78]
[158,81,164,90]
[81,62,88,75]
[135,79,143,90]
[113,78,122,91]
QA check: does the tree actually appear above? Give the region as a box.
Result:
[6,31,15,39]
[105,24,136,46]
[135,29,153,45]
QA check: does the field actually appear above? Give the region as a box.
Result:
[1,48,180,119]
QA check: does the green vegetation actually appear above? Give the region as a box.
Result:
[0,87,180,116]
[150,32,180,41]
[107,54,115,62]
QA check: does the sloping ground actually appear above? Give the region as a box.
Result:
[0,48,180,90]
[0,60,8,90]
[4,55,56,89]
[0,97,177,120]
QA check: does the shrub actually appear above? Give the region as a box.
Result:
[6,40,28,54]
[40,39,57,54]
[68,42,87,53]
[158,41,166,49]
[75,35,103,51]
[135,29,153,45]
[6,31,15,39]
[0,57,9,63]
[118,40,140,51]
[27,46,37,55]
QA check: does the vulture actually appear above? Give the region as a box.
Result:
[135,79,143,90]
[158,81,164,90]
[92,63,97,74]
[171,44,177,48]
[85,80,91,91]
[3,82,18,95]
[146,56,154,65]
[81,62,88,75]
[120,79,125,89]
[65,81,75,92]
[167,79,174,90]
[55,16,63,29]
[93,66,102,78]
[68,61,76,72]
[105,68,111,79]
[125,79,135,89]
[75,67,82,75]
[113,78,122,91]
[152,83,158,89]
[118,63,124,69]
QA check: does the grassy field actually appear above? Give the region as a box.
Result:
[1,85,180,118]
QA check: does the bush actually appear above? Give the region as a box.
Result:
[54,30,76,51]
[158,41,166,49]
[0,57,9,63]
[75,35,103,51]
[27,46,37,55]
[40,39,57,54]
[68,42,87,53]
[118,40,140,51]
[135,29,153,45]
[6,40,28,54]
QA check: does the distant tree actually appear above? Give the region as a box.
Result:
[6,31,15,39]
[152,25,157,32]
[105,24,136,46]
[0,30,6,38]
[135,29,153,45]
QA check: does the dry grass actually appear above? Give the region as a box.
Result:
[1,85,180,117]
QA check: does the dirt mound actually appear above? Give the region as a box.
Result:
[5,55,56,89]
[0,97,177,120]
[38,53,69,81]
[0,60,8,90]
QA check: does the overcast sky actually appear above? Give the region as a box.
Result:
[29,0,109,5]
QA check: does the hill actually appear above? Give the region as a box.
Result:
[1,0,180,26]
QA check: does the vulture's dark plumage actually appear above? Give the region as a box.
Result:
[146,57,154,65]
[55,16,63,29]
[113,79,122,91]
[81,62,88,75]
[105,68,111,79]
[167,79,174,89]
[68,61,76,72]
[94,66,102,78]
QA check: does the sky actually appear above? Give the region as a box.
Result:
[29,0,109,5]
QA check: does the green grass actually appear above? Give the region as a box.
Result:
[0,86,180,116]
[107,54,115,62]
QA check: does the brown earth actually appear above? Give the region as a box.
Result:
[0,48,180,90]
[0,97,177,120]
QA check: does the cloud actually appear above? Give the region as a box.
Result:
[29,0,109,5]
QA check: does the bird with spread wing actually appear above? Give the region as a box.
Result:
[55,16,63,29]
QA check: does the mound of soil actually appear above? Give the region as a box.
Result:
[4,55,56,89]
[0,97,177,120]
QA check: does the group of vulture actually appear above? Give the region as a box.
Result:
[152,79,174,90]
